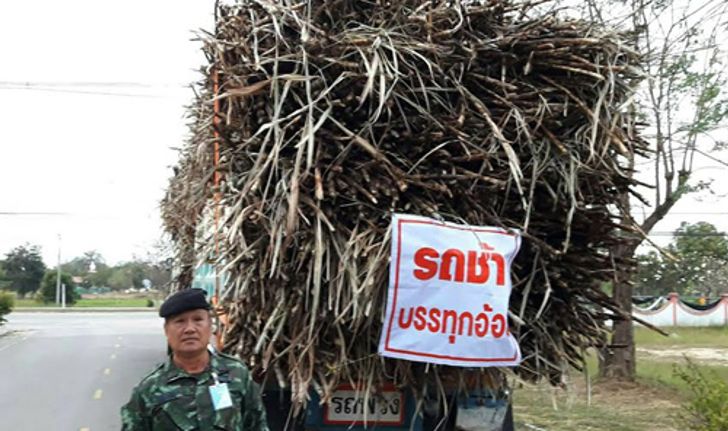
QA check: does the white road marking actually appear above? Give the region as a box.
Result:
[110,353,117,360]
[104,368,111,376]
[80,427,90,431]
[93,389,103,400]
[114,344,121,348]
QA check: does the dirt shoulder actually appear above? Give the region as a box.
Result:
[638,346,728,366]
[514,378,682,431]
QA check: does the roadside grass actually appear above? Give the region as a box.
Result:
[514,379,681,431]
[14,299,53,307]
[635,326,728,392]
[514,326,728,430]
[636,325,728,348]
[636,358,728,393]
[74,298,152,308]
[14,298,154,308]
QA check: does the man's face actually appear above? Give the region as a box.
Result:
[164,309,212,356]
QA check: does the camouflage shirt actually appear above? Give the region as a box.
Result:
[121,352,269,431]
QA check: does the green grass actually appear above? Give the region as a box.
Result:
[634,326,728,393]
[74,298,152,308]
[14,299,53,307]
[514,326,728,430]
[14,297,154,308]
[514,383,679,431]
[635,326,728,348]
[636,360,728,393]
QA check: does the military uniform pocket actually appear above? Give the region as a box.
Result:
[212,389,243,430]
[151,394,198,431]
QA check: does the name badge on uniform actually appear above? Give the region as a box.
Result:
[209,383,233,411]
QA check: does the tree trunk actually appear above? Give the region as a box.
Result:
[599,256,636,380]
[599,184,641,380]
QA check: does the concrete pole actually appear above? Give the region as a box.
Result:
[61,283,66,309]
[56,234,62,305]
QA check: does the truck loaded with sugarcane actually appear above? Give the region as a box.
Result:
[162,1,644,429]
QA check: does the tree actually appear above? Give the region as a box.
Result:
[0,262,10,290]
[61,250,110,288]
[104,259,171,291]
[107,263,144,291]
[107,267,134,291]
[3,245,47,297]
[635,222,728,297]
[0,291,13,325]
[39,271,78,305]
[577,0,728,380]
[673,222,728,296]
[86,264,112,288]
[634,251,679,296]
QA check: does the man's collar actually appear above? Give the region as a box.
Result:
[163,350,213,383]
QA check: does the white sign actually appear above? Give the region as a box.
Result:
[378,214,522,367]
[324,386,404,426]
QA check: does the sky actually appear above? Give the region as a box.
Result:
[0,0,726,267]
[0,0,215,265]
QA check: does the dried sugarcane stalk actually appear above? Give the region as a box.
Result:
[162,0,645,411]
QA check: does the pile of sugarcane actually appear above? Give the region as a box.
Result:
[162,0,644,406]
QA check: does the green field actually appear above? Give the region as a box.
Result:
[635,325,728,348]
[513,326,728,430]
[13,297,154,308]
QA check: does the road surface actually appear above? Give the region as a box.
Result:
[0,311,166,431]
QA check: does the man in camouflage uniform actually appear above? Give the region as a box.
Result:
[121,288,268,430]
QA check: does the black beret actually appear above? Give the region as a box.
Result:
[159,288,211,318]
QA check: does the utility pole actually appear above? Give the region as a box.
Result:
[61,283,66,309]
[56,234,61,305]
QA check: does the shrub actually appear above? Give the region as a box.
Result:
[675,359,728,431]
[0,291,14,324]
[39,271,79,305]
[146,299,154,308]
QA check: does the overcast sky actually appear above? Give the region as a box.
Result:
[0,0,726,267]
[0,0,214,265]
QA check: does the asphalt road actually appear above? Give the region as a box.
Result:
[0,311,167,431]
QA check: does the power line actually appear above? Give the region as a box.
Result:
[0,81,190,98]
[694,148,728,168]
[0,80,188,88]
[635,211,728,215]
[0,212,69,216]
[0,85,180,99]
[647,232,727,237]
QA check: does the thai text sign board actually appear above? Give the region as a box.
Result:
[379,214,522,367]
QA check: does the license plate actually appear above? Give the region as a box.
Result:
[324,386,404,426]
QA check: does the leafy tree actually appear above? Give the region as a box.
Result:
[576,0,728,380]
[61,251,110,288]
[105,260,170,291]
[0,291,14,325]
[634,251,679,296]
[61,250,105,276]
[0,262,10,290]
[107,267,134,291]
[39,271,78,305]
[3,245,47,297]
[673,222,728,296]
[634,222,728,297]
[59,250,172,291]
[86,263,112,288]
